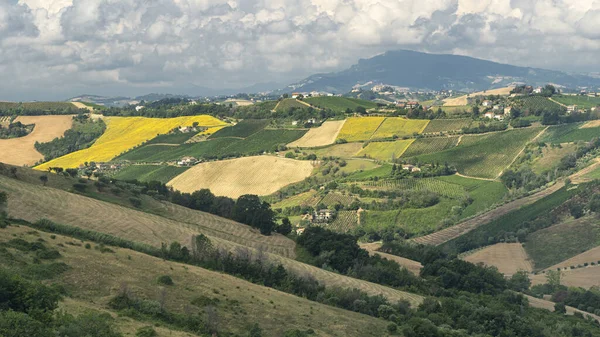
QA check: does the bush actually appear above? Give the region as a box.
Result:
[129,197,142,208]
[387,323,398,333]
[136,326,158,337]
[157,275,174,286]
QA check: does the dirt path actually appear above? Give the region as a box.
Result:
[411,181,565,246]
[496,126,548,179]
[548,97,567,108]
[455,172,496,182]
[570,158,600,184]
[360,242,423,275]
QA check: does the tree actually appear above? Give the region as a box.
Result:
[249,323,262,337]
[546,270,561,289]
[508,270,531,292]
[276,218,293,235]
[554,302,567,314]
[232,195,275,235]
[355,106,367,114]
[39,175,48,186]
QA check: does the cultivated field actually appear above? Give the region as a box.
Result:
[443,87,514,106]
[519,96,564,112]
[112,165,189,183]
[581,120,600,128]
[370,118,429,139]
[271,190,321,209]
[401,136,459,158]
[288,120,345,148]
[524,216,600,270]
[36,116,226,169]
[336,117,385,142]
[304,97,378,112]
[327,210,360,233]
[542,246,600,272]
[70,101,94,111]
[0,115,73,166]
[463,243,532,276]
[274,98,310,112]
[412,181,565,246]
[320,192,356,207]
[366,177,466,198]
[167,156,314,198]
[552,95,600,110]
[423,119,472,133]
[0,226,391,337]
[357,139,414,161]
[413,128,543,179]
[311,142,363,158]
[541,123,600,143]
[531,143,578,174]
[0,173,423,305]
[532,266,600,289]
[209,119,268,139]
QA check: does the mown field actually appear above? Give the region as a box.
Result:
[0,115,74,166]
[401,137,459,158]
[36,116,227,169]
[167,156,314,198]
[423,119,472,133]
[463,243,532,276]
[209,119,268,139]
[553,95,600,109]
[337,117,385,142]
[541,123,600,143]
[357,139,414,161]
[112,165,189,183]
[288,120,345,148]
[304,97,378,112]
[412,128,543,179]
[371,118,429,139]
[524,216,600,270]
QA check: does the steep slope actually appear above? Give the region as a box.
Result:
[284,50,600,93]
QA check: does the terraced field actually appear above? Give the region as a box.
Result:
[423,119,472,133]
[337,117,385,142]
[0,115,74,166]
[288,120,345,148]
[36,116,226,170]
[0,174,423,305]
[112,165,189,183]
[167,156,314,198]
[412,128,543,179]
[401,137,459,158]
[357,139,414,161]
[370,118,429,139]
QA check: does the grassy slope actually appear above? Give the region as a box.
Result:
[357,140,414,161]
[401,137,459,158]
[524,216,600,270]
[0,226,390,337]
[209,119,269,139]
[145,132,196,145]
[436,175,507,219]
[540,124,600,143]
[423,119,472,133]
[0,167,422,305]
[113,165,189,183]
[413,128,543,179]
[275,98,309,112]
[552,95,600,109]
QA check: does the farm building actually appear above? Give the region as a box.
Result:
[406,101,419,109]
[482,100,493,107]
[311,209,336,223]
[135,105,145,111]
[504,106,513,115]
[567,105,578,113]
[484,112,495,119]
[177,156,197,166]
[396,102,407,108]
[402,164,421,172]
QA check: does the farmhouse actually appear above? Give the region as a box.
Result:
[482,100,493,107]
[406,101,419,109]
[291,92,303,98]
[311,209,335,223]
[533,87,543,94]
[402,164,421,172]
[135,105,145,111]
[177,156,197,166]
[484,112,495,119]
[494,115,505,121]
[567,105,578,113]
[396,102,407,109]
[504,106,513,115]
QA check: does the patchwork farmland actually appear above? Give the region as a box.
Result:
[371,117,429,139]
[288,120,345,148]
[337,117,385,142]
[357,139,414,161]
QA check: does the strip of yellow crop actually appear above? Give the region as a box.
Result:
[336,117,385,142]
[372,118,429,139]
[36,115,227,170]
[357,139,415,161]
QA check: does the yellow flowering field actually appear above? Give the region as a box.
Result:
[36,115,226,169]
[336,117,385,142]
[357,139,415,161]
[371,117,429,139]
[196,125,227,137]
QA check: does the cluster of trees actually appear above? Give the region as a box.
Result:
[390,162,457,178]
[502,137,600,192]
[0,106,87,117]
[406,106,447,120]
[35,114,106,162]
[0,121,33,139]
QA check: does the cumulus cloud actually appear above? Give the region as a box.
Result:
[1,0,600,100]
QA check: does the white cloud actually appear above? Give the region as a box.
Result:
[1,0,600,100]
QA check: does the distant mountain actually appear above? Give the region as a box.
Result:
[283,50,600,94]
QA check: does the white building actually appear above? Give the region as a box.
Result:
[135,105,145,111]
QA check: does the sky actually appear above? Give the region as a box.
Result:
[1,0,600,101]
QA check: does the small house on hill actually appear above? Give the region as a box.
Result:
[484,112,495,119]
[567,105,578,113]
[311,209,335,223]
[402,164,421,172]
[406,101,419,109]
[177,156,197,166]
[482,100,493,107]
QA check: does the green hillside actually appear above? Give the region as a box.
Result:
[304,96,378,112]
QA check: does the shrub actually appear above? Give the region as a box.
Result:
[157,275,174,286]
[387,323,398,333]
[136,326,158,337]
[84,243,91,249]
[129,197,142,208]
[72,183,87,192]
